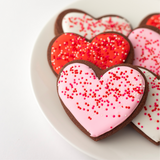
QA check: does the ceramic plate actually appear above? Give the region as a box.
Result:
[30,0,160,159]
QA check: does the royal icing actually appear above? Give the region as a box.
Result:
[146,14,160,29]
[58,63,145,137]
[62,12,132,39]
[51,33,130,74]
[128,28,160,76]
[132,68,160,143]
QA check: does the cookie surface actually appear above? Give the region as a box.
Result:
[55,9,132,40]
[139,13,160,30]
[128,26,160,76]
[57,60,148,141]
[48,32,134,76]
[131,67,160,145]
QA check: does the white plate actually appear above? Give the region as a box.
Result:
[30,0,160,159]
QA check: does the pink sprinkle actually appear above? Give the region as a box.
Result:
[141,126,143,128]
[157,127,159,130]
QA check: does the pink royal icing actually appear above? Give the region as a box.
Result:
[128,28,160,76]
[58,63,145,137]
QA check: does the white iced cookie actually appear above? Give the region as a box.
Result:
[132,67,160,145]
[55,9,132,40]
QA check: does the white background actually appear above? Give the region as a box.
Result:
[0,0,94,159]
[0,0,160,160]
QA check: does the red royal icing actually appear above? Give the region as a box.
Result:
[146,14,160,29]
[51,33,130,74]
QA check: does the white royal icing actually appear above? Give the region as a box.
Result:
[132,68,160,143]
[62,12,132,39]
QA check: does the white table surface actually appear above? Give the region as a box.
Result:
[0,0,159,160]
[0,0,94,159]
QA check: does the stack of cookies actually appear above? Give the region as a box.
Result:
[47,9,160,145]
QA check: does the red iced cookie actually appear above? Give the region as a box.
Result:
[48,32,134,76]
[139,13,160,30]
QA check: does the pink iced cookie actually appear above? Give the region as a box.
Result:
[128,27,160,76]
[57,61,148,141]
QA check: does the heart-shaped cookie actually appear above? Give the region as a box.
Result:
[55,9,132,40]
[128,26,160,76]
[48,32,134,76]
[139,13,160,30]
[131,67,160,145]
[57,60,148,141]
